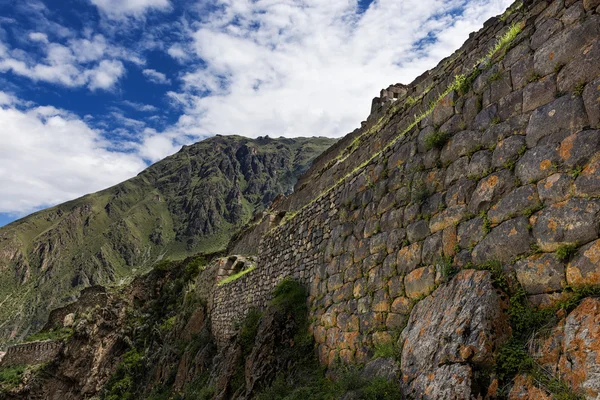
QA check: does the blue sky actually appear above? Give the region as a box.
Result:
[0,0,513,227]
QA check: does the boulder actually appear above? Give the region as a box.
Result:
[400,270,511,399]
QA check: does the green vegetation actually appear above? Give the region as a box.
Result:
[474,259,599,399]
[238,308,263,356]
[573,81,585,96]
[372,342,400,360]
[478,22,523,67]
[217,264,256,286]
[424,130,449,150]
[0,365,27,390]
[555,244,578,262]
[103,349,144,400]
[24,327,73,343]
[252,279,403,399]
[0,136,335,347]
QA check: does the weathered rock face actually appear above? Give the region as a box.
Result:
[532,298,600,399]
[400,270,511,398]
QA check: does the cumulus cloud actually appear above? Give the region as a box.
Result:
[90,0,171,18]
[160,0,513,143]
[142,68,171,84]
[0,33,135,90]
[0,93,147,215]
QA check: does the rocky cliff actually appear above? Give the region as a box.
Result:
[2,0,600,398]
[0,136,336,346]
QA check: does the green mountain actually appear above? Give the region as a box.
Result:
[0,135,336,345]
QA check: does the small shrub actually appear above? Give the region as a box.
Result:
[570,165,584,179]
[424,130,449,150]
[103,348,144,400]
[372,342,399,360]
[159,316,176,333]
[0,365,27,389]
[488,70,503,83]
[573,81,585,96]
[555,244,578,262]
[238,308,263,356]
[527,72,541,83]
[412,182,430,204]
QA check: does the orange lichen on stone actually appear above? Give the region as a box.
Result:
[559,134,575,161]
[509,374,552,400]
[540,159,553,171]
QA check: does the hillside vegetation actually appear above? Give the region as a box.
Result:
[0,135,335,345]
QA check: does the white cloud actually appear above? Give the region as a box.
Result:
[90,0,171,18]
[28,32,48,43]
[122,100,158,112]
[0,96,147,215]
[162,0,513,143]
[0,33,136,90]
[87,59,125,90]
[142,68,171,84]
[167,44,189,62]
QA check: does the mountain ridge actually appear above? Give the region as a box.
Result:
[0,135,336,345]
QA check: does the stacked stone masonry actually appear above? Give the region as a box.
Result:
[0,340,62,367]
[200,0,600,373]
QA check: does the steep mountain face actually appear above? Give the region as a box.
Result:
[0,135,336,345]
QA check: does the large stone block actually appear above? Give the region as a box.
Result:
[404,266,436,299]
[407,219,430,243]
[531,18,564,50]
[429,205,466,233]
[583,77,600,128]
[468,170,515,214]
[467,150,492,179]
[558,130,600,168]
[433,91,457,127]
[531,198,600,252]
[472,217,533,264]
[514,253,565,294]
[400,270,511,398]
[522,74,557,113]
[566,239,600,285]
[515,144,560,184]
[397,242,422,274]
[575,154,600,197]
[458,217,487,250]
[511,55,534,89]
[441,130,483,165]
[537,173,573,204]
[557,38,600,94]
[488,185,541,224]
[525,95,589,148]
[492,135,526,169]
[533,16,600,76]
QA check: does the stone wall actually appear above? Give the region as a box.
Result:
[0,340,62,367]
[204,0,600,364]
[43,286,109,331]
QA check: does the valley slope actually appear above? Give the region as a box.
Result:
[0,135,336,345]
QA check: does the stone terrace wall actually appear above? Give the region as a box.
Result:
[0,340,62,367]
[43,286,109,331]
[273,4,524,214]
[207,0,600,362]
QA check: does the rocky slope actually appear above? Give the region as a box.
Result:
[0,135,336,346]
